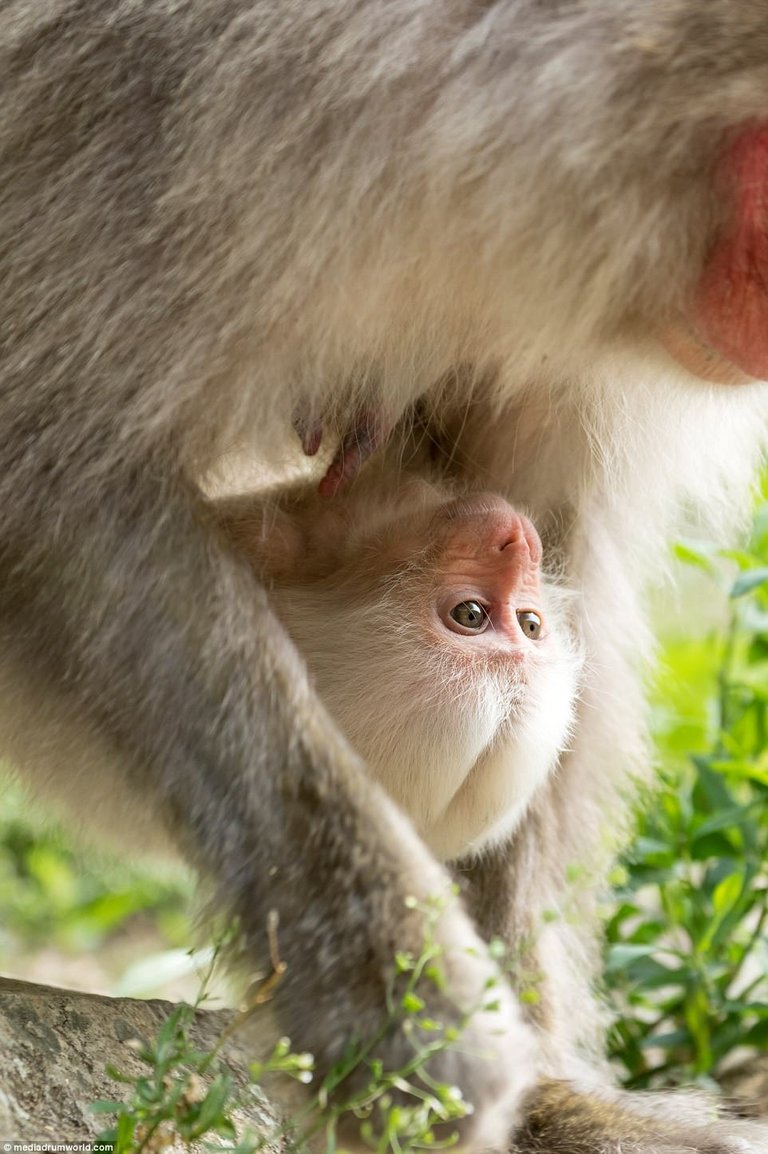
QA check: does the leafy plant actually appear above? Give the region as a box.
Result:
[92,926,312,1154]
[93,892,500,1154]
[605,500,768,1089]
[0,783,190,960]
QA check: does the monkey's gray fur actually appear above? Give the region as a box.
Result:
[2,1,768,1150]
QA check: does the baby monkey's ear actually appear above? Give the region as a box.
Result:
[210,492,304,579]
[210,490,350,582]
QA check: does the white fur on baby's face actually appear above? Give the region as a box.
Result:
[264,480,579,863]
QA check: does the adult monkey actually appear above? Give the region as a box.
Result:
[2,0,768,1149]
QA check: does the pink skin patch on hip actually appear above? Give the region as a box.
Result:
[664,123,768,385]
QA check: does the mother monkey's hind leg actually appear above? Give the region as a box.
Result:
[0,444,529,1145]
[0,5,529,1147]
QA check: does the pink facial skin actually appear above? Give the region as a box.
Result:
[664,123,768,385]
[427,494,545,653]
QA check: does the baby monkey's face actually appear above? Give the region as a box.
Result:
[219,478,578,861]
[379,491,548,657]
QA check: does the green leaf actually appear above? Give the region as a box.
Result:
[185,1074,233,1138]
[604,944,658,971]
[115,1113,136,1149]
[673,542,717,574]
[689,832,739,860]
[105,1064,136,1085]
[712,873,743,917]
[693,804,753,838]
[155,1003,190,1062]
[731,568,768,598]
[746,1018,768,1046]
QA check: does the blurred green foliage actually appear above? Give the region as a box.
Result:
[0,784,191,984]
[605,498,768,1089]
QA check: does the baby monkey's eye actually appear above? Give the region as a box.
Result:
[449,600,489,631]
[517,609,542,639]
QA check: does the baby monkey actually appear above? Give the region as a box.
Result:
[214,468,578,864]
